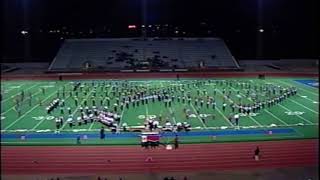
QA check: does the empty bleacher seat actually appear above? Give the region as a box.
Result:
[48,38,239,71]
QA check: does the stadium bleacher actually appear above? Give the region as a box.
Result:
[0,64,19,73]
[239,59,319,72]
[48,38,240,72]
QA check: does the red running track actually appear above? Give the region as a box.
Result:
[1,139,318,175]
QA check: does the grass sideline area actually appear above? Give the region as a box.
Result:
[1,77,318,146]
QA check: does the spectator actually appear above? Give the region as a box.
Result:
[254,146,260,161]
[100,127,105,140]
[174,135,179,149]
[76,135,81,144]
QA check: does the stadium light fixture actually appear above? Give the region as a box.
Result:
[21,30,28,35]
[128,25,137,29]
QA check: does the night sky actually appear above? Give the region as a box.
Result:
[1,0,319,62]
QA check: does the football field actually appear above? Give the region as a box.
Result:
[1,77,318,145]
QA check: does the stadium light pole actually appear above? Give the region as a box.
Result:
[256,0,264,59]
[22,0,31,61]
[141,0,147,39]
[141,0,147,63]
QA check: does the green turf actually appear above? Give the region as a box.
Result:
[1,77,318,145]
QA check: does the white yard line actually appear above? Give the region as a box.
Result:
[236,87,308,138]
[31,118,50,131]
[298,94,318,103]
[264,109,305,138]
[31,91,73,131]
[2,122,318,133]
[145,84,150,118]
[190,103,207,129]
[145,103,149,117]
[264,110,289,125]
[160,81,177,124]
[270,80,318,103]
[204,124,318,129]
[184,87,208,128]
[118,109,125,128]
[89,85,113,130]
[206,86,236,127]
[253,109,306,137]
[262,80,313,124]
[278,80,318,96]
[60,88,95,130]
[230,86,288,127]
[223,89,263,127]
[263,109,304,137]
[287,98,318,114]
[278,104,314,125]
[2,83,39,103]
[1,84,21,93]
[264,80,317,124]
[1,90,42,115]
[247,116,263,127]
[30,85,69,130]
[215,106,235,127]
[4,90,57,130]
[169,107,177,124]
